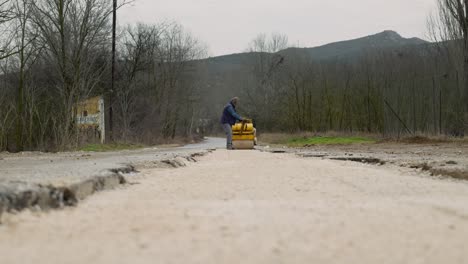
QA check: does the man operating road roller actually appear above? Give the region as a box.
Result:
[220,97,256,150]
[221,97,243,150]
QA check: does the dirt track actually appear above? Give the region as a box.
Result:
[1,150,468,264]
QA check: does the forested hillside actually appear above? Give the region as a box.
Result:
[198,31,465,137]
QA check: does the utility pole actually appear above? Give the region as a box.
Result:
[109,0,117,141]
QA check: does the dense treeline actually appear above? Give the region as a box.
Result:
[0,0,206,152]
[232,38,466,136]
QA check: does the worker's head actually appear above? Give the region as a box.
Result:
[231,97,239,106]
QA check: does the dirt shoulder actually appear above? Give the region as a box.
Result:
[260,141,468,181]
[0,138,224,219]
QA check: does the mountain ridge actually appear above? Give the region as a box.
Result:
[205,30,429,63]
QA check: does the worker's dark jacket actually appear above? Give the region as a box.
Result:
[221,102,242,126]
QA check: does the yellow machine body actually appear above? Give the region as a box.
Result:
[232,122,254,133]
[232,120,256,150]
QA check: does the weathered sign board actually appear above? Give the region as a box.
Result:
[75,96,105,144]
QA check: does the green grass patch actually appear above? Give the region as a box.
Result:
[286,136,376,147]
[79,143,145,152]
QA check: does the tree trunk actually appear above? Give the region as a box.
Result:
[15,22,26,152]
[109,0,117,142]
[15,67,24,151]
[432,76,437,134]
[464,39,468,136]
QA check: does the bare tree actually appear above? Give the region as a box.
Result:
[111,22,207,142]
[10,0,42,151]
[0,88,15,150]
[0,0,11,22]
[116,23,163,140]
[0,0,17,60]
[154,23,207,139]
[248,33,288,53]
[243,33,288,129]
[433,0,468,135]
[31,0,113,148]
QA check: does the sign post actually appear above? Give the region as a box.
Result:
[75,96,106,144]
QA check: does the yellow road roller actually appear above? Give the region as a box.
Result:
[232,119,257,150]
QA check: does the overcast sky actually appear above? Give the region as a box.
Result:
[120,0,437,56]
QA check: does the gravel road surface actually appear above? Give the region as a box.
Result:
[0,137,225,186]
[1,149,467,264]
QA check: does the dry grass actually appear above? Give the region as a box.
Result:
[79,143,145,152]
[78,135,204,152]
[288,137,376,147]
[431,168,468,181]
[381,135,468,145]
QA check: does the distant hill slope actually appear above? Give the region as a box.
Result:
[280,30,428,61]
[203,30,429,66]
